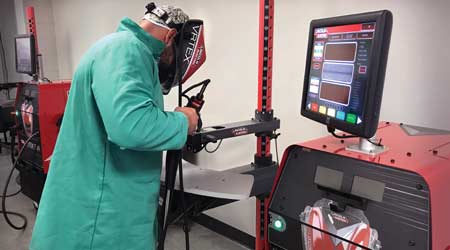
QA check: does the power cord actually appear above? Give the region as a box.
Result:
[327,126,358,139]
[1,131,39,230]
[0,31,8,83]
[0,186,22,198]
[328,127,384,147]
[181,79,209,97]
[365,137,384,147]
[1,128,22,198]
[274,136,280,166]
[204,139,223,153]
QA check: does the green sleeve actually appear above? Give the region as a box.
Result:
[91,40,188,151]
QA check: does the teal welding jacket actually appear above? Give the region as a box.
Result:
[29,17,188,250]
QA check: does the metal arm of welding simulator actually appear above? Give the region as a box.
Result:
[183,77,280,155]
[186,115,280,154]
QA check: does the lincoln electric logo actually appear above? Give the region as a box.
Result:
[331,212,349,224]
[315,28,327,34]
[193,46,204,65]
[183,25,201,63]
[232,127,248,136]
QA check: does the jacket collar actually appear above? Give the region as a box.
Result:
[117,17,165,59]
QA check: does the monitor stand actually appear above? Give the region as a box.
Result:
[346,135,388,156]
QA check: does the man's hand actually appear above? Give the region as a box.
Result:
[175,107,198,135]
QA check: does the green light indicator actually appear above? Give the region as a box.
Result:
[270,213,286,232]
[274,220,283,229]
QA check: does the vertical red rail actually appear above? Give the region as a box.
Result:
[256,0,274,159]
[26,6,39,54]
[255,0,275,249]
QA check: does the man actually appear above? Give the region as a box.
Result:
[30,3,198,250]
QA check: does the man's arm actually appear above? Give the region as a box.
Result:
[91,40,188,151]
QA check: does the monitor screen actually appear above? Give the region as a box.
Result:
[301,11,392,138]
[306,23,375,125]
[15,35,36,75]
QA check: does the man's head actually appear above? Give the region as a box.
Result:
[139,3,189,65]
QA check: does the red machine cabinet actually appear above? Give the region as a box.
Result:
[38,81,71,172]
[15,81,70,203]
[267,122,450,250]
[16,81,71,173]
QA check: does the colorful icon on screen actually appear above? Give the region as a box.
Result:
[346,113,357,124]
[357,117,362,124]
[319,106,327,114]
[309,77,320,94]
[310,77,320,85]
[336,111,346,120]
[327,108,336,117]
[359,66,367,74]
[313,42,324,61]
[309,85,319,94]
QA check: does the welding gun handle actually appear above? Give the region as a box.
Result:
[196,115,203,132]
[187,98,204,113]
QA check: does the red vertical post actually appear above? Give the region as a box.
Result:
[255,0,275,249]
[26,6,39,54]
[256,0,274,161]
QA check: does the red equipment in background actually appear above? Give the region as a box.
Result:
[14,6,71,202]
[38,81,70,172]
[15,81,70,173]
[267,122,450,250]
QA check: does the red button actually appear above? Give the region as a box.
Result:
[359,66,367,74]
[311,103,319,112]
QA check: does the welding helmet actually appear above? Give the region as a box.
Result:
[144,3,206,95]
[300,199,381,250]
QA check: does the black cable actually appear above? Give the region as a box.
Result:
[0,186,21,198]
[204,139,223,153]
[274,136,279,166]
[1,131,39,230]
[181,82,203,96]
[10,126,17,165]
[181,79,210,96]
[182,94,190,102]
[0,31,8,83]
[328,126,384,146]
[0,128,22,198]
[330,131,358,139]
[366,137,384,147]
[328,126,358,139]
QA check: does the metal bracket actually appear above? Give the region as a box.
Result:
[346,136,388,156]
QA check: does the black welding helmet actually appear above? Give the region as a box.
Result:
[144,3,206,95]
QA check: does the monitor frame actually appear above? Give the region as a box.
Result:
[15,34,37,75]
[301,10,393,138]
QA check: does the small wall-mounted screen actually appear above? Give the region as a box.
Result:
[15,35,36,75]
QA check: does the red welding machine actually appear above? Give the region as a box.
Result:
[268,122,450,250]
[15,81,70,202]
